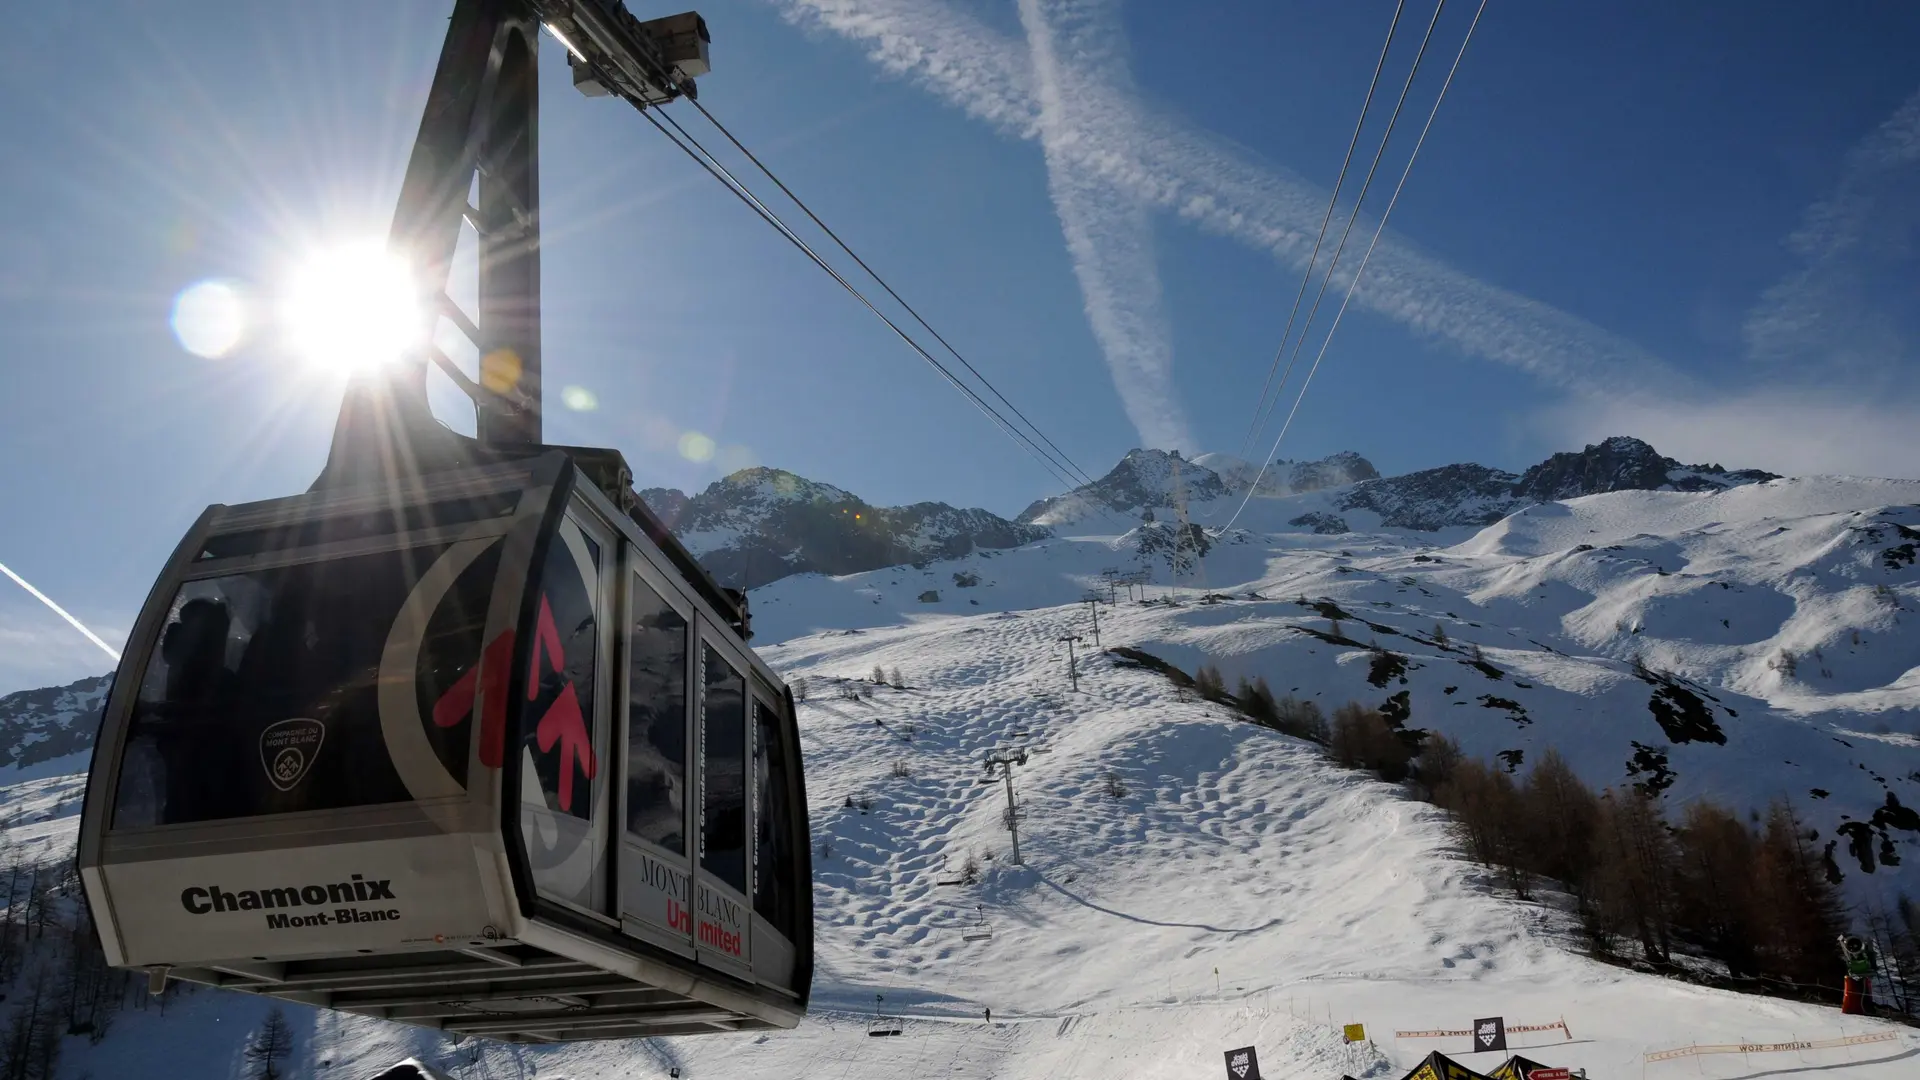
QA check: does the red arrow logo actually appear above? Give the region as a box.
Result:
[536,682,596,812]
[526,594,597,811]
[428,629,516,770]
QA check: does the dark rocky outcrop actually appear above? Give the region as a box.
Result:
[1334,438,1779,531]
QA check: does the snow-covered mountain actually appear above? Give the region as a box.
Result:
[1330,436,1782,531]
[0,674,108,780]
[747,465,1920,901]
[2,436,1917,1077]
[1018,448,1379,528]
[1191,449,1381,498]
[640,466,1048,590]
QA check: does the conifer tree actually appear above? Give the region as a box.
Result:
[244,1006,296,1080]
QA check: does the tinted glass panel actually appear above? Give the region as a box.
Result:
[753,697,799,937]
[700,645,747,893]
[197,492,519,560]
[113,541,497,827]
[522,530,600,820]
[626,575,689,853]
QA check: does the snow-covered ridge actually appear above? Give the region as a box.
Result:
[1024,437,1781,535]
[639,467,1048,590]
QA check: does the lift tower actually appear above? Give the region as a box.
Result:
[323,0,711,490]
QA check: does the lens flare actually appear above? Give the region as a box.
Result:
[281,240,425,371]
[677,431,716,462]
[561,385,598,411]
[170,280,246,359]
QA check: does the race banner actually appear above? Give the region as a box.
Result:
[1473,1017,1507,1053]
[1343,1024,1368,1044]
[1645,1031,1898,1062]
[1397,1020,1572,1041]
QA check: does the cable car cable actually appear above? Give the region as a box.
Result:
[555,28,1094,491]
[635,107,1086,491]
[1239,0,1447,462]
[641,111,1084,492]
[671,97,1099,488]
[1236,0,1408,461]
[1217,0,1489,537]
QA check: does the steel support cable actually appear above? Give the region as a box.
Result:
[545,25,1091,490]
[1217,0,1489,537]
[1237,0,1409,460]
[1240,0,1448,462]
[636,108,1086,490]
[672,100,1099,489]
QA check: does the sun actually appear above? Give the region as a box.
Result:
[281,239,426,371]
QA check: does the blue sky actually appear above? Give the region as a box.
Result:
[1,0,1916,693]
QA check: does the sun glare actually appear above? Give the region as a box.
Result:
[282,240,425,371]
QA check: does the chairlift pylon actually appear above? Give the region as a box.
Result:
[75,0,813,1045]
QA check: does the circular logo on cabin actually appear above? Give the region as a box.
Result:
[259,717,326,793]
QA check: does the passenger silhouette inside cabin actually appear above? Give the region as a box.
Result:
[157,597,240,822]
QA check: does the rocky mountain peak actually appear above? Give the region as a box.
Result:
[640,467,1046,590]
[1513,436,1677,502]
[1331,436,1781,531]
[1017,448,1231,526]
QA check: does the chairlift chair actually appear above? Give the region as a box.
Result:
[75,0,813,1044]
[961,906,993,942]
[867,993,903,1037]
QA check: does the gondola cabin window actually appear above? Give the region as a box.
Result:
[112,540,499,827]
[753,697,799,939]
[700,645,748,893]
[518,518,609,912]
[626,574,689,853]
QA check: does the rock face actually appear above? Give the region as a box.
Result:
[0,674,110,773]
[642,467,1048,590]
[1335,437,1781,531]
[1193,451,1380,497]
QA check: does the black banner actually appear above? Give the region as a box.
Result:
[1224,1046,1262,1080]
[1473,1017,1507,1053]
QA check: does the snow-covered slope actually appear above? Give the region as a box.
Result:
[752,472,1920,900]
[16,594,1916,1078]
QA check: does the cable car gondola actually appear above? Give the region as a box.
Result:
[76,0,811,1044]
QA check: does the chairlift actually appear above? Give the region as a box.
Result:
[76,0,814,1044]
[867,993,902,1037]
[961,906,994,943]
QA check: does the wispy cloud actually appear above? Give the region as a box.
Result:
[1545,388,1920,479]
[1743,87,1920,382]
[1017,0,1193,451]
[0,603,121,697]
[772,0,1689,400]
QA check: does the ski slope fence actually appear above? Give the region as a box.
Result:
[1643,1031,1900,1062]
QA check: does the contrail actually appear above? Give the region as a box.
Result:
[1018,0,1194,451]
[0,561,122,662]
[771,0,1690,398]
